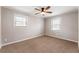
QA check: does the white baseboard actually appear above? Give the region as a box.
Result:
[2,34,77,47]
[2,34,44,47]
[45,34,78,43]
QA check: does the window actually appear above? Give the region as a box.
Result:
[14,14,28,26]
[51,17,61,30]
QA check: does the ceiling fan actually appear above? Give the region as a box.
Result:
[34,6,52,16]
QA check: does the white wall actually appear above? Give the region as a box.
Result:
[45,10,78,42]
[1,7,44,45]
[0,7,1,48]
[78,7,79,49]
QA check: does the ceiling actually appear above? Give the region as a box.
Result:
[3,6,78,18]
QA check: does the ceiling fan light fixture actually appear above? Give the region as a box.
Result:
[41,12,45,15]
[34,6,52,16]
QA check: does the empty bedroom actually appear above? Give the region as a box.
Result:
[0,6,78,53]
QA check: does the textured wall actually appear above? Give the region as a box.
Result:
[1,7,44,45]
[45,10,78,42]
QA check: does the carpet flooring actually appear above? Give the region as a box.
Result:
[0,36,79,53]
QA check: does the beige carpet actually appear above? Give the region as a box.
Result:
[0,36,79,53]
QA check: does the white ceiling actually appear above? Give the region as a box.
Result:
[3,6,78,18]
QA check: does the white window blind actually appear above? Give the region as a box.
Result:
[51,17,61,30]
[14,14,28,26]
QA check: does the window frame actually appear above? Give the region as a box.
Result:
[51,17,61,31]
[14,14,28,27]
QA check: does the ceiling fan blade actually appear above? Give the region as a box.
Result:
[45,6,50,10]
[35,13,39,15]
[35,8,40,11]
[46,11,52,13]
